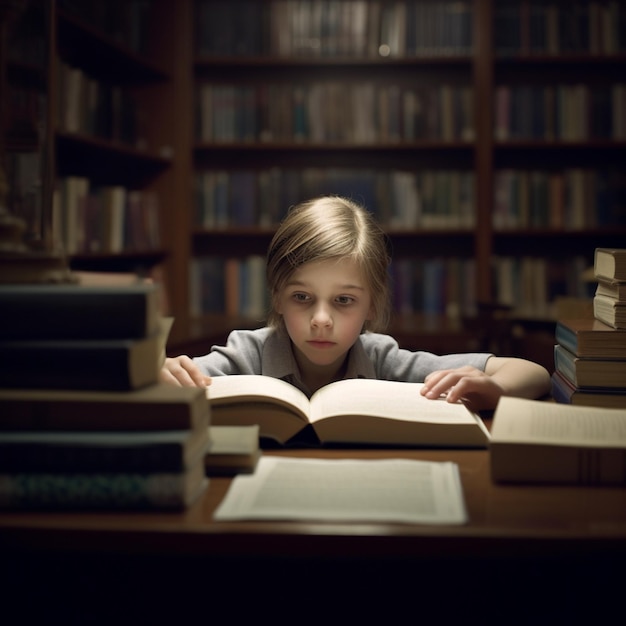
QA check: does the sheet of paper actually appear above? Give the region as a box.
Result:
[213,456,468,524]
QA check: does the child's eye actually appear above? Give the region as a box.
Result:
[292,292,310,303]
[336,295,355,306]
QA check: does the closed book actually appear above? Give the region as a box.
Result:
[555,318,626,357]
[490,396,626,486]
[0,427,211,473]
[596,279,626,302]
[554,344,626,388]
[593,294,626,329]
[0,329,165,391]
[205,425,261,476]
[0,385,208,432]
[551,370,626,409]
[0,462,208,510]
[594,247,626,281]
[0,283,161,340]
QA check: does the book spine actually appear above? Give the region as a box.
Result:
[0,336,160,391]
[492,446,626,486]
[550,371,574,405]
[553,345,577,386]
[0,287,159,340]
[0,470,205,510]
[0,441,197,473]
[554,324,578,355]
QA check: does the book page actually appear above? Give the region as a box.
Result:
[310,379,479,424]
[491,397,626,446]
[207,375,312,421]
[213,456,468,524]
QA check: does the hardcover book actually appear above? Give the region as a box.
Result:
[554,344,626,389]
[555,318,626,358]
[490,396,626,486]
[593,294,626,329]
[596,279,626,302]
[0,325,167,391]
[205,425,261,476]
[594,248,626,282]
[0,463,208,510]
[0,427,211,473]
[551,370,626,409]
[207,375,490,447]
[0,283,161,340]
[0,385,209,432]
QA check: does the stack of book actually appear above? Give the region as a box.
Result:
[593,248,626,330]
[0,283,210,510]
[552,248,626,409]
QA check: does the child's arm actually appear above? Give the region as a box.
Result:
[420,356,551,411]
[160,355,212,388]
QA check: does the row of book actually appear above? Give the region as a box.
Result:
[494,84,626,142]
[53,177,161,255]
[195,0,473,58]
[552,247,626,410]
[492,255,592,318]
[189,254,593,322]
[495,0,625,56]
[391,257,477,319]
[197,82,474,145]
[56,61,140,146]
[493,168,626,231]
[58,0,151,56]
[195,169,475,231]
[190,256,270,319]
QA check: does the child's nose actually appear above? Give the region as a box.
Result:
[311,303,332,327]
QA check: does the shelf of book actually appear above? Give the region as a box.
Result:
[6,0,625,350]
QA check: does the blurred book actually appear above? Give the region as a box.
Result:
[205,425,261,476]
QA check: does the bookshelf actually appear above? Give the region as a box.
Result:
[179,0,626,359]
[5,1,625,362]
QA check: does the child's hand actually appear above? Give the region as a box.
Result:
[420,366,504,412]
[160,355,212,388]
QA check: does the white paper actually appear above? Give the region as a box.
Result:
[213,456,468,524]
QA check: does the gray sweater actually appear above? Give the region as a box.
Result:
[194,326,492,398]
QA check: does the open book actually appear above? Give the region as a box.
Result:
[207,376,490,447]
[490,396,626,485]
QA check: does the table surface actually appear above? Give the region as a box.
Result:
[1,446,625,560]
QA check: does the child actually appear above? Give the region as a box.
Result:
[161,196,550,411]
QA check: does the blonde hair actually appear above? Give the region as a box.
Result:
[266,196,391,332]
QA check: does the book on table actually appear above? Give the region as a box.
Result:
[551,370,626,409]
[0,426,211,473]
[490,396,626,486]
[0,384,209,432]
[553,344,626,389]
[0,318,171,391]
[0,462,208,510]
[205,425,261,476]
[555,318,626,358]
[0,282,161,340]
[207,375,490,447]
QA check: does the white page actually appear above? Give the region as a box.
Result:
[213,456,467,524]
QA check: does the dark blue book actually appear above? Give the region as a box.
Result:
[0,283,160,340]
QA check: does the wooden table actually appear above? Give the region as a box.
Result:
[2,446,625,624]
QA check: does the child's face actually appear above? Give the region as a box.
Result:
[276,258,374,374]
